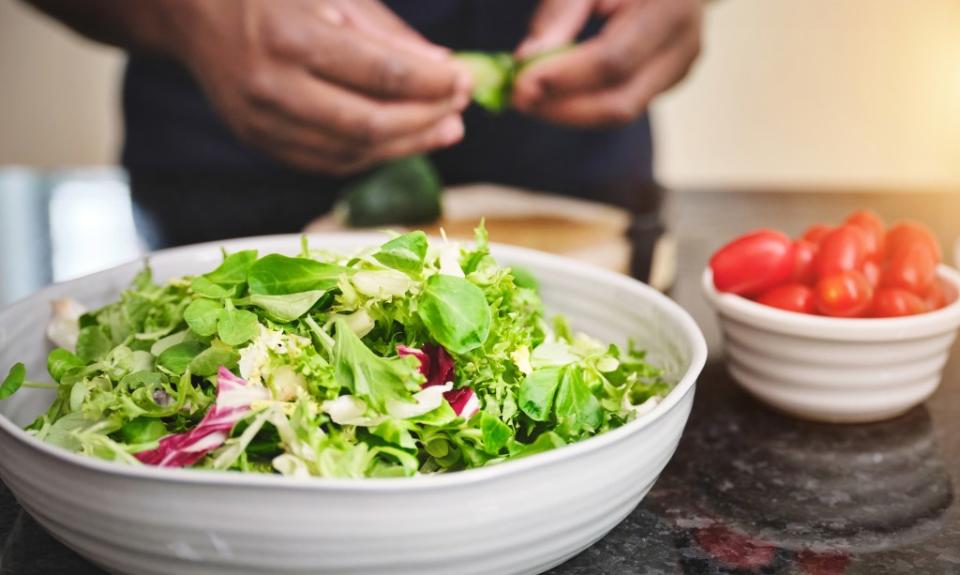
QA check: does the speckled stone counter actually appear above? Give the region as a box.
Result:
[2,189,959,574]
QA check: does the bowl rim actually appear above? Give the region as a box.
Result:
[702,265,960,340]
[0,233,707,492]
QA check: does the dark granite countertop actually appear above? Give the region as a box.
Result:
[1,182,959,574]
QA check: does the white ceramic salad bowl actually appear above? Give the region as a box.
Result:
[0,234,706,575]
[703,266,960,423]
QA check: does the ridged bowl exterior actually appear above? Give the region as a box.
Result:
[703,267,960,423]
[0,235,706,575]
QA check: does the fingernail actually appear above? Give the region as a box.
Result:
[435,116,464,145]
[451,88,471,111]
[455,68,474,96]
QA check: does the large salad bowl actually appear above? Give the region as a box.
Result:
[0,234,706,575]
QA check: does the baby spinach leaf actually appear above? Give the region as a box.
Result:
[217,306,258,346]
[119,417,168,444]
[183,298,223,337]
[156,341,206,375]
[47,349,85,383]
[76,325,112,362]
[518,366,563,422]
[374,231,428,274]
[189,341,240,377]
[247,290,327,322]
[247,254,347,295]
[417,275,491,354]
[555,366,602,433]
[0,363,26,399]
[204,249,258,286]
[510,431,567,459]
[190,276,230,299]
[333,319,418,412]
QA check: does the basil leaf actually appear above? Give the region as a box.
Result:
[554,366,603,433]
[417,275,491,354]
[374,231,428,274]
[518,366,563,422]
[47,349,85,383]
[247,254,348,295]
[216,308,258,346]
[204,249,258,286]
[156,341,205,375]
[184,298,223,337]
[76,325,112,362]
[189,341,240,377]
[248,290,327,322]
[333,319,418,412]
[0,363,26,400]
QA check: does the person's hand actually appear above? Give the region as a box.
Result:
[512,0,701,128]
[168,0,472,175]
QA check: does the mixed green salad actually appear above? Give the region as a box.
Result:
[1,227,670,478]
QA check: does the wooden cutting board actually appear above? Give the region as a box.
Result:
[304,183,675,290]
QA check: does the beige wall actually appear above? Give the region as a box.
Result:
[0,0,122,166]
[654,0,960,189]
[2,0,960,189]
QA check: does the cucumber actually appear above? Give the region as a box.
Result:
[454,46,572,113]
[341,155,442,228]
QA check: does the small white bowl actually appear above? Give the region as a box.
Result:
[702,266,960,423]
[0,234,707,575]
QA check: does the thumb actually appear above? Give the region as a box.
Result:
[515,0,595,60]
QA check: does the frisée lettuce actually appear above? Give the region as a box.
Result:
[2,226,671,478]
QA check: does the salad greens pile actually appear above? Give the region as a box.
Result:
[2,226,670,478]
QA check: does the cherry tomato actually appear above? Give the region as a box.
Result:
[758,284,816,314]
[925,277,958,310]
[693,525,776,570]
[710,229,796,297]
[802,224,832,245]
[791,239,818,284]
[816,225,867,279]
[815,270,874,317]
[886,220,942,263]
[871,288,928,317]
[863,260,880,286]
[880,242,937,294]
[845,209,886,261]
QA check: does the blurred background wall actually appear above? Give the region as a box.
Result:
[2,0,959,190]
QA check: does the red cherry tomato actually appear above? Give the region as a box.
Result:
[845,209,886,261]
[791,239,818,284]
[816,225,867,279]
[815,270,874,317]
[863,260,880,286]
[693,525,776,570]
[710,230,796,297]
[925,277,958,310]
[758,284,816,314]
[802,224,832,245]
[886,220,942,263]
[871,288,928,317]
[880,242,937,294]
